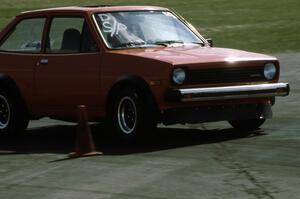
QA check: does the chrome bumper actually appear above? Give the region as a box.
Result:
[166,83,290,102]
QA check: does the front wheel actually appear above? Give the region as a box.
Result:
[228,119,266,131]
[109,87,156,140]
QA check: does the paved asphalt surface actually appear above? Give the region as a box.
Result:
[0,53,299,199]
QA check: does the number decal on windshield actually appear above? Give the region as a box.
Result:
[99,14,127,37]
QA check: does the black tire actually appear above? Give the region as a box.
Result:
[108,87,156,140]
[228,119,266,131]
[0,88,29,136]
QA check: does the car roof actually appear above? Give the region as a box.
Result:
[19,5,169,17]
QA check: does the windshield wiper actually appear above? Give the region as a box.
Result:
[117,40,204,48]
[117,41,146,48]
[190,41,205,46]
[154,40,184,46]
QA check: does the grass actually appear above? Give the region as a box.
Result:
[0,0,299,53]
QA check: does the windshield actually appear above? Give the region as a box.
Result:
[94,11,204,49]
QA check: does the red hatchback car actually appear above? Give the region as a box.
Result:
[0,6,289,139]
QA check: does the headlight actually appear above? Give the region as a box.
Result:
[264,63,277,80]
[172,68,186,84]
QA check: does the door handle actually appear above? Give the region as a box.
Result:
[38,58,49,65]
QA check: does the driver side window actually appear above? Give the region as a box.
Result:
[46,17,98,54]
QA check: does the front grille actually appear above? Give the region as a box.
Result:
[186,67,264,84]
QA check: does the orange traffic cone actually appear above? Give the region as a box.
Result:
[69,105,102,158]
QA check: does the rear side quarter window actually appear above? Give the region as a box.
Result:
[0,18,45,53]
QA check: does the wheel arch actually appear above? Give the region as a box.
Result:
[0,74,28,113]
[106,75,160,120]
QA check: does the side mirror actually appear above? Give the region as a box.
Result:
[206,38,213,47]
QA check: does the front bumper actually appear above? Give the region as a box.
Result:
[166,83,290,102]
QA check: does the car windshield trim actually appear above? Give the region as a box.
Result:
[92,10,206,50]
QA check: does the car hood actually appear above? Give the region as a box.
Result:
[111,45,277,66]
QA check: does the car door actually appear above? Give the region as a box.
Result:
[0,17,46,112]
[35,16,102,117]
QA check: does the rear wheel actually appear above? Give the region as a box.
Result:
[0,89,29,135]
[228,119,266,131]
[109,87,156,140]
[0,94,10,130]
